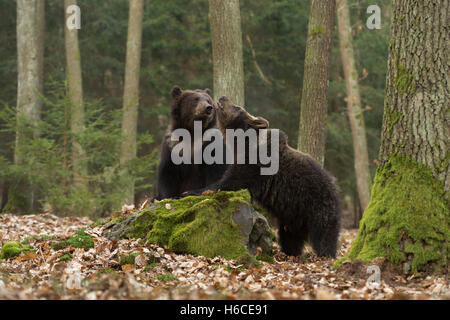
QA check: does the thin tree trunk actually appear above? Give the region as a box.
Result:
[336,0,371,211]
[344,0,449,273]
[209,0,245,106]
[120,0,144,204]
[297,0,335,166]
[11,0,44,213]
[65,0,87,187]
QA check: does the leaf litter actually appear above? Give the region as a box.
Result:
[0,213,448,300]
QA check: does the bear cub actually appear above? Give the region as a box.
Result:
[156,86,227,200]
[184,96,341,258]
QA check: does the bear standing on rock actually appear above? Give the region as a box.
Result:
[156,86,227,200]
[184,96,341,258]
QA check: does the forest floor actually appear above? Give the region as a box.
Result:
[0,213,448,300]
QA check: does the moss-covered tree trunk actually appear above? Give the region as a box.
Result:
[10,0,44,213]
[120,0,144,205]
[209,0,245,106]
[345,0,449,273]
[65,0,87,187]
[336,0,371,211]
[297,0,335,166]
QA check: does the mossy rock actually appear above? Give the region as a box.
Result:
[103,190,273,261]
[0,242,35,259]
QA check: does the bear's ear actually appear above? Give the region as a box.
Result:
[204,88,212,96]
[171,85,183,99]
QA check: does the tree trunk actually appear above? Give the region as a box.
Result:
[65,0,87,187]
[120,0,144,204]
[208,0,245,106]
[343,0,449,273]
[297,0,335,166]
[11,0,44,213]
[336,0,371,211]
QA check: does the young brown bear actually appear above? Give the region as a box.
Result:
[184,96,341,258]
[156,86,227,200]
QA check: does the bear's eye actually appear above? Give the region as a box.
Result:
[233,106,241,111]
[194,97,200,102]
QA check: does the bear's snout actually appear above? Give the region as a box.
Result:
[205,104,213,114]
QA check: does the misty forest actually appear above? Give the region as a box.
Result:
[0,0,448,301]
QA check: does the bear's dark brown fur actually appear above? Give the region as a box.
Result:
[184,96,341,258]
[155,86,227,200]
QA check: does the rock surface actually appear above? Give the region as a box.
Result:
[103,190,273,260]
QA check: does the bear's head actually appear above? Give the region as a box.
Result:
[216,95,269,132]
[170,85,217,133]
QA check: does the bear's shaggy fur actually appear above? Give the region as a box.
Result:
[156,86,227,200]
[184,96,341,257]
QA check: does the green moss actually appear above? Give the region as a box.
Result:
[257,253,275,264]
[345,155,449,273]
[386,111,402,133]
[58,254,72,262]
[144,263,159,271]
[394,64,416,94]
[0,242,34,259]
[309,25,325,36]
[21,234,54,245]
[237,253,262,268]
[119,252,140,266]
[90,219,106,227]
[124,190,266,261]
[51,229,94,251]
[96,268,117,276]
[157,273,177,282]
[333,257,349,269]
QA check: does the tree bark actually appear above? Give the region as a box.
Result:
[12,0,45,213]
[209,0,245,106]
[120,0,144,204]
[379,1,449,190]
[65,0,87,186]
[297,0,335,166]
[336,0,371,211]
[343,0,449,273]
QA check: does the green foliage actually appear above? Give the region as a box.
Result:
[0,80,158,216]
[0,242,34,259]
[0,0,391,217]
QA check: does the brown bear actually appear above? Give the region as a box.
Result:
[183,96,341,258]
[155,86,227,200]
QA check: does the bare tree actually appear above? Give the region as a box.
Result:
[11,0,45,212]
[120,0,144,204]
[344,0,449,273]
[65,0,87,187]
[336,0,371,211]
[297,0,335,166]
[209,0,245,106]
